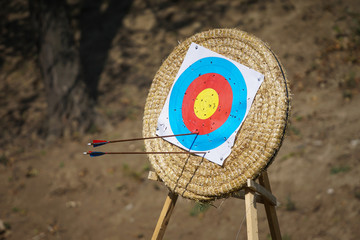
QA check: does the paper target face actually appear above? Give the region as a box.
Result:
[157,43,264,165]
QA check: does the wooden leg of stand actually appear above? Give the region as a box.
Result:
[259,171,282,240]
[152,191,178,240]
[245,189,259,240]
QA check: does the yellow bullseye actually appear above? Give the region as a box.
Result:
[194,88,219,120]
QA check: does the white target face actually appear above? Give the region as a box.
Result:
[157,43,264,165]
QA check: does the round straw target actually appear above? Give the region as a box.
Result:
[143,29,290,201]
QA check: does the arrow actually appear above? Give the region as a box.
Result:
[83,150,206,157]
[88,132,199,147]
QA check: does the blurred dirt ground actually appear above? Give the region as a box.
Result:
[1,0,360,239]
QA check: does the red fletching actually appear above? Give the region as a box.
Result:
[91,140,108,147]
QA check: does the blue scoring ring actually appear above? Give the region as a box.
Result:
[169,57,247,151]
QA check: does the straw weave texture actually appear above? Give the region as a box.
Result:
[143,29,290,201]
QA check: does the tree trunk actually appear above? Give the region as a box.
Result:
[30,0,95,139]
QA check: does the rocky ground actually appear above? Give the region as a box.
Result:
[1,0,360,239]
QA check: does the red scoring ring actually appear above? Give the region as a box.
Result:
[182,73,233,135]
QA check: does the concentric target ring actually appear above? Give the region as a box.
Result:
[168,57,247,151]
[182,72,232,135]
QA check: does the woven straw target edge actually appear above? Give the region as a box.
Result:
[143,29,291,201]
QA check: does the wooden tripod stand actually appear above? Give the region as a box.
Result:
[148,170,282,240]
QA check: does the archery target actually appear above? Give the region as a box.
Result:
[157,43,264,165]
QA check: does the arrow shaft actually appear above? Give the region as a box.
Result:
[107,132,198,144]
[84,151,206,156]
[104,151,206,155]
